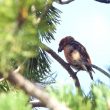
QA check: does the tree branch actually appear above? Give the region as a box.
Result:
[58,0,75,4]
[7,69,70,110]
[42,43,80,87]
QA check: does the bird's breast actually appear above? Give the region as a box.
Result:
[71,50,81,61]
[64,45,81,64]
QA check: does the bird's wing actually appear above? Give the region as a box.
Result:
[69,40,94,80]
[69,41,91,64]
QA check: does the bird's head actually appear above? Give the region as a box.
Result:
[58,36,75,52]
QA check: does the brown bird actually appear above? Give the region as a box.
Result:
[58,36,94,80]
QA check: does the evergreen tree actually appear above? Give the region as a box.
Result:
[0,0,110,110]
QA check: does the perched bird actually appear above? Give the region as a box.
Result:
[58,36,94,80]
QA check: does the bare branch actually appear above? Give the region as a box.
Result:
[42,43,80,87]
[58,0,75,4]
[7,70,70,110]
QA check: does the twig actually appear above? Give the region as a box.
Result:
[42,43,80,87]
[7,69,70,110]
[58,0,75,4]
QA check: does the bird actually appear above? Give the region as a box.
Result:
[58,36,94,80]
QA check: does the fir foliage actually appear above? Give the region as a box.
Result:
[0,80,10,92]
[0,91,31,110]
[0,0,61,82]
[23,0,61,82]
[48,84,110,110]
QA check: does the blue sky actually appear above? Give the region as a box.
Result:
[46,0,110,93]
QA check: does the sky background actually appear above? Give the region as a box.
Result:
[45,0,110,93]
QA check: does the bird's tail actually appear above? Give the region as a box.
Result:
[82,64,94,80]
[88,71,93,80]
[87,66,95,80]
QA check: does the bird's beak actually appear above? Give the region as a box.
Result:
[58,46,63,52]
